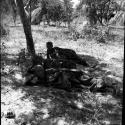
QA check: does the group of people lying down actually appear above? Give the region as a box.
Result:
[24,41,99,91]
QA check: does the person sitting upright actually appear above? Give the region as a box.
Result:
[46,41,58,59]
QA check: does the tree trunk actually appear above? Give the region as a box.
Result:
[16,0,35,57]
[63,0,72,30]
[10,0,17,24]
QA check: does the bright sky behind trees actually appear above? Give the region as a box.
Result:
[72,0,80,8]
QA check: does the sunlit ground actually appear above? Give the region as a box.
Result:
[1,22,123,125]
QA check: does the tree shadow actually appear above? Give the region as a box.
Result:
[2,52,123,95]
[1,53,123,125]
[79,54,123,79]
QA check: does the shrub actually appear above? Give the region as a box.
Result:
[81,25,115,43]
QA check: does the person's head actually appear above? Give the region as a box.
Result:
[46,41,53,49]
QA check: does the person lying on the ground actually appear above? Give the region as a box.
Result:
[46,68,93,85]
[24,54,98,91]
[24,63,116,94]
[24,52,77,85]
[44,58,76,69]
[25,64,46,86]
[24,62,93,89]
[24,58,77,86]
[46,41,92,67]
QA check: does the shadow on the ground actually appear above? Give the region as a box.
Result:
[1,53,123,125]
[2,53,123,95]
[80,54,123,79]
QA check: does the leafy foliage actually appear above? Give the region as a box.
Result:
[0,0,10,14]
[0,24,9,37]
[76,0,118,25]
[38,0,73,26]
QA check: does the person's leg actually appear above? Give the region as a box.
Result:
[72,54,98,68]
[73,55,89,67]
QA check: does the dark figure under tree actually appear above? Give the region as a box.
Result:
[46,41,90,67]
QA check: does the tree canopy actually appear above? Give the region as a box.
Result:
[76,0,120,25]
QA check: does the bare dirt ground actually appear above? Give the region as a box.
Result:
[1,23,124,125]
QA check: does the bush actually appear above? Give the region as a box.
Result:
[81,26,115,42]
[81,26,96,40]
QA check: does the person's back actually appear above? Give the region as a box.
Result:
[54,47,78,60]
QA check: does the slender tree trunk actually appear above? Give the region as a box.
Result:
[16,0,35,57]
[63,0,71,30]
[67,19,70,29]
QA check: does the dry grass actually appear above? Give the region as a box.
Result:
[1,23,123,125]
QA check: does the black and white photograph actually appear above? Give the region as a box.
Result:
[1,0,124,124]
